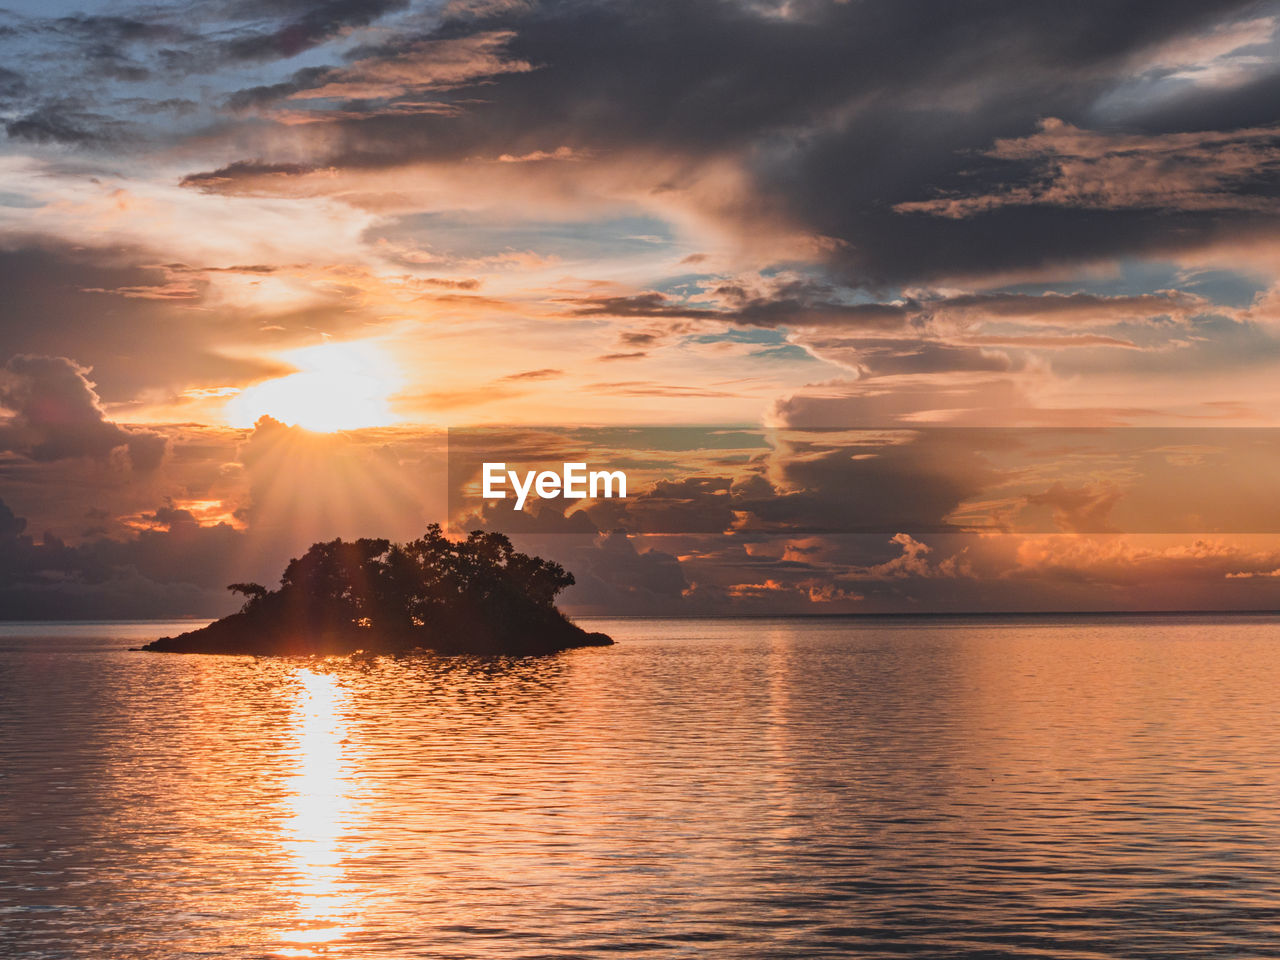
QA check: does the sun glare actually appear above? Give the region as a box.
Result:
[226,341,402,432]
[275,667,358,955]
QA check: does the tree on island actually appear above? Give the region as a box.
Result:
[143,525,612,656]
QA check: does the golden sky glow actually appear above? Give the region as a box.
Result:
[225,341,404,432]
[3,1,1280,616]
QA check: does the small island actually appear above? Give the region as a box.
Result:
[142,525,612,656]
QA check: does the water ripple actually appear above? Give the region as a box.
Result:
[3,617,1280,957]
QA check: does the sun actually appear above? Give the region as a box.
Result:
[225,340,403,432]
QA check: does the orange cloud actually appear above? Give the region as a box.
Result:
[897,119,1280,217]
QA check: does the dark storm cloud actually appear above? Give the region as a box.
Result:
[894,121,1280,218]
[224,67,334,110]
[0,241,332,398]
[0,419,448,619]
[192,0,1276,284]
[584,476,738,535]
[126,431,169,472]
[0,496,244,619]
[215,0,411,63]
[568,287,1207,333]
[737,432,1004,535]
[0,66,26,99]
[0,355,166,471]
[0,11,188,96]
[568,285,908,331]
[453,528,690,616]
[0,0,412,122]
[447,426,1009,536]
[45,13,190,44]
[179,160,318,191]
[37,13,190,81]
[1126,69,1280,134]
[553,531,689,615]
[4,102,129,145]
[6,0,1273,298]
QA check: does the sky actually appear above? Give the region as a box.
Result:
[3,0,1280,617]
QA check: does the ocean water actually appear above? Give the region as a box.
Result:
[3,616,1280,959]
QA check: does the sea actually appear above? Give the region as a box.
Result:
[2,616,1280,959]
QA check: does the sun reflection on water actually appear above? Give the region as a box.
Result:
[275,667,358,957]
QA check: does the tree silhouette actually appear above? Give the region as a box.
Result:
[148,525,603,656]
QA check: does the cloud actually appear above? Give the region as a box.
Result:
[215,0,413,64]
[0,66,27,99]
[1132,15,1276,82]
[44,13,189,45]
[500,367,563,381]
[738,431,1002,534]
[851,532,972,579]
[585,381,739,399]
[288,30,531,99]
[565,531,689,612]
[598,351,647,361]
[1025,482,1122,533]
[179,161,319,193]
[1011,535,1280,586]
[6,414,1280,617]
[494,530,690,616]
[962,333,1140,349]
[9,0,1275,287]
[494,146,583,162]
[895,119,1280,217]
[795,337,1018,377]
[570,287,904,330]
[0,355,166,471]
[0,499,27,540]
[4,102,129,145]
[0,240,393,401]
[126,431,169,473]
[568,285,1209,333]
[0,494,252,619]
[167,0,1276,285]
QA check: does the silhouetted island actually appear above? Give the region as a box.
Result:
[142,526,612,656]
